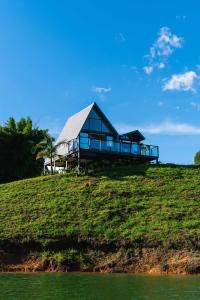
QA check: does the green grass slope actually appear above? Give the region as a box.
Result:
[0,164,200,248]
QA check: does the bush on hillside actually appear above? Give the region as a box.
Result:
[194,150,200,165]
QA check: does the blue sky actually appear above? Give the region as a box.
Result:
[1,1,200,164]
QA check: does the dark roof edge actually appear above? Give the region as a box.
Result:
[120,129,145,141]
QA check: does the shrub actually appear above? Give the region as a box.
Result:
[194,150,200,165]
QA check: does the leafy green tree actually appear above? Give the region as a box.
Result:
[0,117,49,183]
[194,150,200,165]
[4,117,16,133]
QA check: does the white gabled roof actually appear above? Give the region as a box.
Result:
[56,102,95,155]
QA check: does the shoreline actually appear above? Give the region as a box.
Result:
[0,269,199,276]
[1,247,200,275]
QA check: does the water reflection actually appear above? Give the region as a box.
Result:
[0,273,200,300]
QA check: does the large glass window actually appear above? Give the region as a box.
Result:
[90,139,100,150]
[102,122,110,133]
[151,146,158,157]
[80,133,89,149]
[112,142,120,152]
[82,109,112,133]
[90,118,102,131]
[131,143,140,155]
[121,143,131,153]
[80,132,88,138]
[107,136,113,148]
[89,110,99,119]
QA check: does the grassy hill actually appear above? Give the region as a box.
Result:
[0,164,200,273]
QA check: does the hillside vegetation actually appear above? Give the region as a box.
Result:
[0,164,200,273]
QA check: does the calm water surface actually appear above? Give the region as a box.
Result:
[0,273,199,300]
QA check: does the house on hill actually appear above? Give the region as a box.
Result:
[48,102,159,171]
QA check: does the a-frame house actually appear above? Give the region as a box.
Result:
[48,102,159,171]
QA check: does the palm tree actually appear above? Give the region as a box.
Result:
[36,135,66,175]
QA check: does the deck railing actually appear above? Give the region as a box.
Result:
[67,137,159,158]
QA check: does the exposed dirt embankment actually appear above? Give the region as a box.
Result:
[1,245,200,275]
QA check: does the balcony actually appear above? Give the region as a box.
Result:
[67,137,159,159]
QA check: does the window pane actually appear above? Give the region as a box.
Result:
[112,142,120,152]
[107,136,113,141]
[80,143,89,149]
[89,110,100,119]
[106,136,113,147]
[121,143,131,153]
[131,144,140,155]
[90,139,100,149]
[151,146,158,157]
[80,132,88,137]
[101,140,109,151]
[102,122,110,133]
[80,137,89,149]
[80,137,88,144]
[90,118,101,131]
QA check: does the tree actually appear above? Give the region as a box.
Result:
[36,136,65,175]
[0,117,49,183]
[194,150,200,165]
[5,117,16,133]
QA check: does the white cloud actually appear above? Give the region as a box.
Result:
[163,71,198,92]
[154,27,183,55]
[116,120,200,135]
[144,27,183,74]
[93,87,112,93]
[158,62,165,69]
[143,66,153,74]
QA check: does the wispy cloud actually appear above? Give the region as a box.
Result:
[163,71,198,92]
[144,27,183,74]
[143,66,153,74]
[93,87,112,93]
[158,62,165,69]
[116,120,200,135]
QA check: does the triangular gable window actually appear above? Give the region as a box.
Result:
[88,110,99,119]
[82,108,111,133]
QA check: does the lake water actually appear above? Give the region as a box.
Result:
[0,273,200,300]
